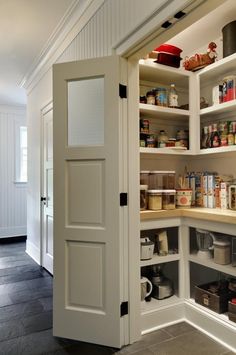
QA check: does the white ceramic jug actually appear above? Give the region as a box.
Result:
[140,276,153,302]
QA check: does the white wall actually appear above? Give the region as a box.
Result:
[0,105,27,238]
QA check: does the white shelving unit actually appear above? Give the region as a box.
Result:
[189,254,236,277]
[140,253,180,267]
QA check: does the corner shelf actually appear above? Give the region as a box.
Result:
[141,295,181,315]
[140,147,191,155]
[189,254,236,277]
[140,103,189,120]
[140,254,180,267]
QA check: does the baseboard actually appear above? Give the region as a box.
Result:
[26,240,41,265]
[0,226,27,238]
[0,235,27,244]
[185,300,236,353]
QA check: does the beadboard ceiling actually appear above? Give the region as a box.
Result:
[0,0,75,106]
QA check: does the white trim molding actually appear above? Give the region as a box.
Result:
[20,0,104,94]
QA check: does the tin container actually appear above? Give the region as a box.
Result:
[176,189,192,208]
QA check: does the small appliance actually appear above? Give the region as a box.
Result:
[140,237,154,260]
[150,265,174,300]
[196,228,215,259]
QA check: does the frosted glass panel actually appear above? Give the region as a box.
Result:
[68,77,104,146]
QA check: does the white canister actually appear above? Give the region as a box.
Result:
[176,189,192,208]
[213,239,231,265]
[140,237,154,260]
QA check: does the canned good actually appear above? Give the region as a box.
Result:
[146,135,156,148]
[223,76,236,102]
[140,96,147,104]
[140,119,149,133]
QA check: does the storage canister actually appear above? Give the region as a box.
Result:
[148,190,162,210]
[162,190,176,210]
[222,21,236,58]
[213,239,231,265]
[149,171,175,189]
[176,188,192,208]
[140,171,150,186]
[140,185,148,210]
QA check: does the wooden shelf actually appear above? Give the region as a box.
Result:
[140,253,180,267]
[140,208,236,224]
[189,254,236,277]
[139,103,189,119]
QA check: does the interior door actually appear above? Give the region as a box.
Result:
[53,56,128,348]
[41,103,53,274]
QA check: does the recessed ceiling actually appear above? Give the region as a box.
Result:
[0,0,74,106]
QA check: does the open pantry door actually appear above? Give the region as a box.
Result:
[53,56,128,348]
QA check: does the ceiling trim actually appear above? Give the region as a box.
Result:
[21,0,104,93]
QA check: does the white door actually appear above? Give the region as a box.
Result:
[53,56,128,348]
[41,103,53,274]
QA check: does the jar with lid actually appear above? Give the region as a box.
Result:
[146,91,155,105]
[155,87,168,107]
[148,190,162,210]
[158,130,168,147]
[140,171,150,186]
[162,190,176,210]
[140,185,148,210]
[213,239,231,265]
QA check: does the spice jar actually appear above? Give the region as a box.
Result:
[162,190,176,210]
[158,130,168,147]
[146,91,155,105]
[140,185,148,210]
[213,239,231,265]
[148,190,162,210]
[155,87,168,107]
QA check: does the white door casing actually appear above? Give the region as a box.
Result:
[53,56,128,348]
[41,103,53,274]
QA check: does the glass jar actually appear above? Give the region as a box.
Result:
[146,91,155,105]
[158,130,168,148]
[140,171,150,186]
[140,185,148,210]
[147,190,162,210]
[149,171,175,189]
[162,190,176,210]
[155,87,168,107]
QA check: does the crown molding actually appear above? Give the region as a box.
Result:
[21,0,104,94]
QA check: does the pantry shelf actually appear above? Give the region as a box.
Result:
[200,100,236,117]
[198,52,236,82]
[199,145,236,155]
[189,255,236,277]
[140,147,191,155]
[140,254,180,267]
[140,103,189,119]
[141,295,181,315]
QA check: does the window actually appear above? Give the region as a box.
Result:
[15,125,27,183]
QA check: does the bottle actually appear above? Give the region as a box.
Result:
[158,130,168,148]
[169,84,178,108]
[211,123,220,147]
[201,126,209,149]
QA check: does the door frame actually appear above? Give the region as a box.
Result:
[40,100,53,269]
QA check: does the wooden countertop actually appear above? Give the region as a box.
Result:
[140,208,236,224]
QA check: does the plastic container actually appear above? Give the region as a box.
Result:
[213,239,231,265]
[149,171,175,189]
[140,185,148,210]
[162,190,176,210]
[147,190,162,210]
[140,171,150,186]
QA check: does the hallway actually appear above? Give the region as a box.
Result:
[0,240,234,354]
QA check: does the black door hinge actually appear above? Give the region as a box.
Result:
[119,84,127,99]
[120,301,128,317]
[41,197,46,202]
[120,193,128,206]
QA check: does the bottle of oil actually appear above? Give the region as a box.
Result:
[169,84,178,108]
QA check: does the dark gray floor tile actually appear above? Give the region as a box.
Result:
[163,321,196,337]
[117,330,171,354]
[9,286,52,304]
[150,330,228,355]
[0,300,44,322]
[39,296,53,311]
[0,280,28,295]
[0,329,63,355]
[0,258,34,269]
[0,318,24,342]
[0,269,46,285]
[0,264,41,277]
[25,276,53,290]
[21,311,53,334]
[0,293,13,307]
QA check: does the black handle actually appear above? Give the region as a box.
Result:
[41,197,47,202]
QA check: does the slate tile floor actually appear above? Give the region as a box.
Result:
[0,240,234,355]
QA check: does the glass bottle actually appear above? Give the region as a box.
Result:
[201,126,209,149]
[169,84,178,108]
[158,130,168,148]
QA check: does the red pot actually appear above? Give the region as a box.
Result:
[155,44,183,56]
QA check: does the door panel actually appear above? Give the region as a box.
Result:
[41,104,53,274]
[53,56,128,347]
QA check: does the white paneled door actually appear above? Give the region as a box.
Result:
[41,104,53,274]
[53,56,128,348]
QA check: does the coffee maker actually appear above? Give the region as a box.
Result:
[150,264,174,300]
[196,228,215,259]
